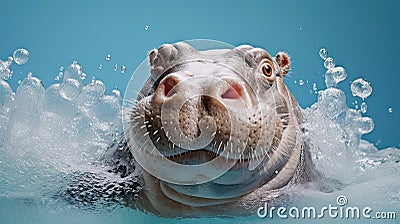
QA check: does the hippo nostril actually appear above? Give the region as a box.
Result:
[221,83,242,100]
[162,76,178,97]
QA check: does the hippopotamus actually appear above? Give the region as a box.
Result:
[118,42,321,217]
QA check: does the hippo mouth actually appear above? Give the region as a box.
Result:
[166,149,219,165]
[165,146,274,167]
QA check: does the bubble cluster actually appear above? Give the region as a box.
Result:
[350,78,372,100]
[0,57,14,80]
[63,61,86,81]
[13,48,29,65]
[0,64,123,201]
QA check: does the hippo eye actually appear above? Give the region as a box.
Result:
[262,62,273,77]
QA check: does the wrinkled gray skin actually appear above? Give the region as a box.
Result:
[119,42,322,217]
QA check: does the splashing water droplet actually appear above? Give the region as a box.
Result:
[360,102,367,113]
[324,57,335,69]
[12,49,29,65]
[114,64,118,72]
[59,66,64,71]
[145,25,149,30]
[98,64,103,70]
[299,80,304,86]
[350,78,372,100]
[319,48,328,60]
[388,107,393,113]
[121,65,126,74]
[325,67,347,88]
[312,83,318,91]
[106,54,111,61]
[59,78,82,101]
[111,88,122,100]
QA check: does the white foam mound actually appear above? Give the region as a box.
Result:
[0,63,122,198]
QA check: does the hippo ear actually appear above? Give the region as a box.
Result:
[275,52,291,76]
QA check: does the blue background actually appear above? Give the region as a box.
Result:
[0,0,399,148]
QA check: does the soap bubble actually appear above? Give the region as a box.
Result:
[324,57,335,69]
[77,79,106,106]
[42,84,78,119]
[59,78,82,101]
[319,48,328,60]
[92,95,121,123]
[325,66,347,88]
[14,74,44,108]
[350,78,372,100]
[13,48,29,65]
